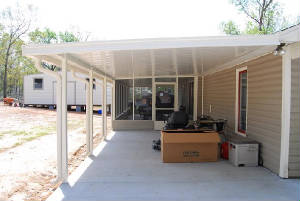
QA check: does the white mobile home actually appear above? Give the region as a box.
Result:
[24,72,112,107]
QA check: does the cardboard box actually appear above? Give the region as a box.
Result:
[161,130,220,163]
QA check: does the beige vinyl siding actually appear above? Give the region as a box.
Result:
[203,54,282,174]
[247,55,282,174]
[203,68,236,134]
[288,58,300,177]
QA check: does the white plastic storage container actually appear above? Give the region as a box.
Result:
[229,137,259,167]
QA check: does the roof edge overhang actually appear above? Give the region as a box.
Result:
[23,34,283,56]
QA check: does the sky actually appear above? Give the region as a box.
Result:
[1,0,300,40]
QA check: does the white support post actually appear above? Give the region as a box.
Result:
[279,46,292,178]
[150,50,156,121]
[103,76,107,138]
[33,58,64,182]
[193,76,198,121]
[61,55,68,182]
[152,77,155,121]
[56,78,62,180]
[86,70,93,155]
[86,77,90,156]
[112,80,116,120]
[132,78,135,120]
[175,77,179,111]
[201,75,204,115]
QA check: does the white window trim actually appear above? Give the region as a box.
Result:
[235,66,248,137]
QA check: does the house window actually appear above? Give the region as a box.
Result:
[236,67,247,135]
[34,78,43,89]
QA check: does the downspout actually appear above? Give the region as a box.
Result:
[33,58,63,181]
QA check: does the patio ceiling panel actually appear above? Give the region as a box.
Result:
[176,48,194,75]
[153,49,175,76]
[131,50,152,77]
[66,45,277,79]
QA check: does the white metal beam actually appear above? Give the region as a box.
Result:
[87,70,94,155]
[175,77,179,110]
[103,76,107,138]
[201,76,204,115]
[61,55,68,182]
[112,80,116,120]
[279,46,292,178]
[193,76,198,120]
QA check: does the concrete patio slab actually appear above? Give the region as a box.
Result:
[47,131,300,201]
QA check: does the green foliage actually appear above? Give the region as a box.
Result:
[29,28,84,44]
[58,31,80,43]
[220,21,241,35]
[221,0,293,35]
[28,28,85,71]
[29,28,57,44]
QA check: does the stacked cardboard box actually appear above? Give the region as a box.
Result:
[161,130,220,163]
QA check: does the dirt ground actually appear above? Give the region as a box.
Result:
[0,103,111,201]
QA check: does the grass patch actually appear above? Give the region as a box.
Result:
[0,130,19,135]
[13,130,28,136]
[3,124,57,149]
[68,120,84,131]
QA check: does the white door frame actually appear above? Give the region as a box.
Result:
[153,81,177,130]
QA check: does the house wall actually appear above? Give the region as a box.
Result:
[288,58,300,177]
[201,54,282,174]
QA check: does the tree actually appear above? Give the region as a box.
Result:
[220,20,241,35]
[29,28,57,44]
[0,5,34,98]
[29,28,58,71]
[221,0,290,35]
[28,28,89,71]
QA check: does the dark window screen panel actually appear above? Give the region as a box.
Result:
[134,79,152,120]
[34,78,43,89]
[238,70,247,133]
[115,79,133,120]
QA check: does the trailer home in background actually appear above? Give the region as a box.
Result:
[23,72,112,110]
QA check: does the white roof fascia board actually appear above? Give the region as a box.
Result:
[22,34,280,56]
[204,45,275,76]
[278,25,300,43]
[289,42,300,59]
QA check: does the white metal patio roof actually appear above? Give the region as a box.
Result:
[22,25,300,79]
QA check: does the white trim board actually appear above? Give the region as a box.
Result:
[279,46,292,178]
[235,66,248,137]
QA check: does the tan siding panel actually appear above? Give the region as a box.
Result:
[289,58,300,177]
[203,54,282,175]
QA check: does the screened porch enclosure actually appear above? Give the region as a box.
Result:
[114,77,195,129]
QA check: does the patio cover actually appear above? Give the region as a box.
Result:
[21,25,300,182]
[22,25,299,79]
